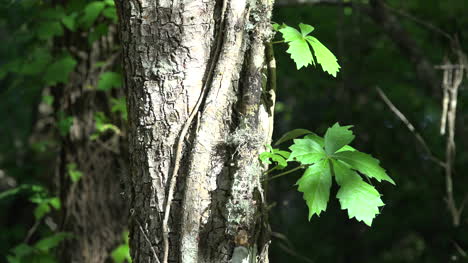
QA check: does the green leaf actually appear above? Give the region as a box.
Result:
[305,35,341,77]
[9,243,33,258]
[274,128,313,146]
[97,72,122,91]
[57,112,74,137]
[62,13,78,31]
[42,95,54,106]
[111,97,128,120]
[296,160,332,219]
[38,7,66,20]
[103,0,116,6]
[111,244,132,263]
[88,23,108,44]
[278,23,340,76]
[272,23,280,31]
[102,7,118,23]
[0,186,24,200]
[333,160,384,226]
[80,1,106,29]
[34,233,72,252]
[43,54,77,85]
[279,24,315,69]
[288,137,326,164]
[271,149,291,159]
[299,23,314,36]
[111,230,132,263]
[67,163,83,183]
[20,48,52,76]
[333,151,395,184]
[259,152,288,169]
[34,201,51,220]
[48,197,61,210]
[36,21,64,40]
[324,123,355,155]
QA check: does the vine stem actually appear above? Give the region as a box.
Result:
[263,166,278,175]
[263,165,308,182]
[271,40,285,45]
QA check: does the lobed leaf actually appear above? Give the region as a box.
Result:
[333,160,385,226]
[288,137,326,164]
[333,151,395,185]
[98,71,122,91]
[296,160,332,219]
[324,123,355,155]
[279,24,315,69]
[305,36,341,77]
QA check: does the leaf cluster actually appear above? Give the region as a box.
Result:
[261,123,395,226]
[273,23,341,77]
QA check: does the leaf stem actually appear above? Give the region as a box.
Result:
[263,166,279,175]
[263,165,307,182]
[271,40,285,45]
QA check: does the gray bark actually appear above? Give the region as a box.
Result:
[52,22,128,262]
[116,0,275,262]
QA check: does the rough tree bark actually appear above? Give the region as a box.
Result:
[116,0,275,262]
[48,8,129,262]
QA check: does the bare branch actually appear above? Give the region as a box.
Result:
[376,87,445,168]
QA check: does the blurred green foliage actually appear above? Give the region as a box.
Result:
[0,0,128,262]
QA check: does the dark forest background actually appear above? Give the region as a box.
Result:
[1,0,467,262]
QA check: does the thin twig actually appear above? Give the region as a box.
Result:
[383,3,453,41]
[135,218,161,263]
[272,232,315,263]
[376,87,445,168]
[442,55,463,226]
[23,219,42,244]
[452,240,467,258]
[263,165,307,182]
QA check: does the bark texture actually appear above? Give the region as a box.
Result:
[116,0,275,262]
[52,22,129,263]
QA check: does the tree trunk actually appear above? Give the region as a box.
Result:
[116,0,275,262]
[52,17,129,263]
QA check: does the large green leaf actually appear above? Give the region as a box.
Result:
[296,160,332,219]
[36,21,64,40]
[333,160,385,226]
[333,151,395,184]
[288,137,326,164]
[324,123,355,155]
[279,24,315,70]
[43,54,77,85]
[34,233,72,252]
[305,35,341,77]
[97,71,122,91]
[278,23,340,76]
[80,1,106,29]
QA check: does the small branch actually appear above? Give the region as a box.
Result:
[272,232,315,263]
[263,165,307,182]
[23,219,42,244]
[452,240,467,258]
[383,3,453,41]
[376,87,445,168]
[263,166,279,175]
[135,218,161,263]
